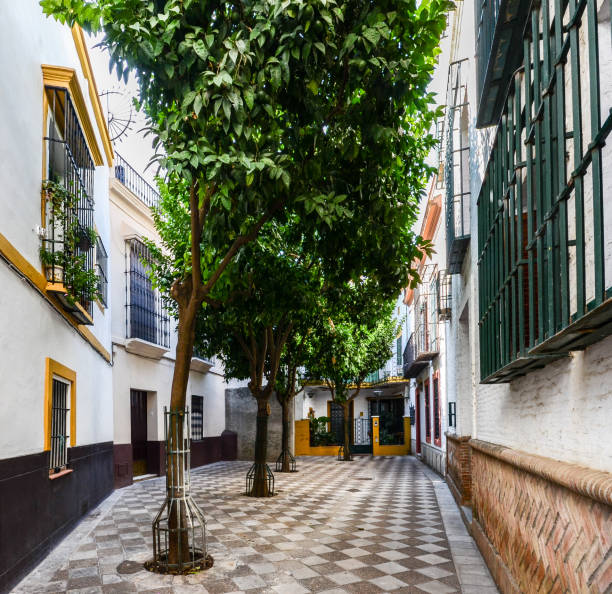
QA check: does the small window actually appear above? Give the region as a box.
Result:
[396,336,402,366]
[191,395,204,441]
[96,237,108,306]
[50,378,70,472]
[448,401,456,428]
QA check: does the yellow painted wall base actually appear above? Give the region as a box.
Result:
[295,419,339,456]
[372,416,411,456]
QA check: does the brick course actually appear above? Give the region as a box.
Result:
[470,439,612,593]
[445,433,472,505]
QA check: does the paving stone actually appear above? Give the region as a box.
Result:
[13,457,499,594]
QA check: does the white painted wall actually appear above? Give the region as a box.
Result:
[0,2,113,458]
[441,0,612,475]
[109,178,227,446]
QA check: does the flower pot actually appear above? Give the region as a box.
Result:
[45,264,64,284]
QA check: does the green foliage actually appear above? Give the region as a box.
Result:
[41,0,450,294]
[305,290,400,403]
[40,181,100,306]
[309,416,335,446]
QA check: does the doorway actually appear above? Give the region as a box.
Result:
[328,400,353,445]
[130,389,148,476]
[369,398,405,445]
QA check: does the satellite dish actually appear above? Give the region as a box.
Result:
[99,88,135,143]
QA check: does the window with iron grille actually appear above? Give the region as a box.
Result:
[50,378,70,472]
[191,395,204,441]
[96,237,108,306]
[126,238,170,347]
[396,335,402,365]
[444,59,470,274]
[424,380,431,442]
[477,0,612,383]
[42,87,95,315]
[433,375,441,446]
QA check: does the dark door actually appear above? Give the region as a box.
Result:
[329,401,354,445]
[130,390,147,476]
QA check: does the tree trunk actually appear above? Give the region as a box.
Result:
[168,298,199,565]
[279,398,291,472]
[342,402,351,461]
[250,399,271,496]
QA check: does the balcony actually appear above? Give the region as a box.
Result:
[444,60,470,273]
[42,87,97,325]
[475,0,530,127]
[403,333,430,378]
[125,238,170,358]
[114,152,160,209]
[191,348,213,373]
[476,0,612,382]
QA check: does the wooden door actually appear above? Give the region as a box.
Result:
[130,389,147,476]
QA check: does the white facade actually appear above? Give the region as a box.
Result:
[109,168,227,479]
[0,2,113,459]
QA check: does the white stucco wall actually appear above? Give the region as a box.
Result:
[0,256,113,458]
[0,2,113,459]
[448,0,612,474]
[109,179,227,446]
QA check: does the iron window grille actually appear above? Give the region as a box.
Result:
[125,238,170,348]
[191,395,204,441]
[114,152,160,209]
[445,59,471,274]
[437,269,452,320]
[43,86,95,316]
[50,378,70,472]
[396,335,403,365]
[477,0,612,382]
[414,265,439,358]
[96,237,108,306]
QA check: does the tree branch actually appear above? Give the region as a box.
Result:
[198,198,285,299]
[189,180,202,298]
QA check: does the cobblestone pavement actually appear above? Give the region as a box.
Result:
[14,456,497,593]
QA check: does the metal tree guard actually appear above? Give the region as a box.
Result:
[245,462,275,496]
[151,407,209,573]
[275,450,297,472]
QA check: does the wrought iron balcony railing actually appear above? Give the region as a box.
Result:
[114,152,160,209]
[42,86,96,324]
[475,0,530,127]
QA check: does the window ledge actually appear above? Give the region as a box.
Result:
[49,468,73,480]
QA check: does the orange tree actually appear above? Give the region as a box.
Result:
[42,0,449,555]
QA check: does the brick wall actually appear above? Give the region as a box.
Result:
[445,433,471,505]
[470,439,612,593]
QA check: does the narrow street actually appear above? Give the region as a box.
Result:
[14,457,496,594]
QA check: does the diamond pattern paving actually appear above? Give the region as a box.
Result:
[15,456,473,593]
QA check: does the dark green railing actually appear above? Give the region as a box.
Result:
[477,0,612,382]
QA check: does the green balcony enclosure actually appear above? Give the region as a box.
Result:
[477,0,612,382]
